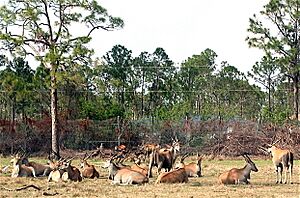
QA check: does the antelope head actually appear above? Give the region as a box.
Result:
[242,153,258,172]
[172,137,180,153]
[80,152,93,168]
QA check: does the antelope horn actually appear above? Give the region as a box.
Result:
[48,151,51,160]
[66,156,75,162]
[110,153,119,161]
[83,152,88,160]
[258,146,268,153]
[272,139,280,146]
[86,151,94,160]
[51,150,61,159]
[241,153,249,163]
[181,153,189,162]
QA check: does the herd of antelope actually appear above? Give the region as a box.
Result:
[0,138,295,186]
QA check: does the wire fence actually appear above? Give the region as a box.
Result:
[0,116,299,157]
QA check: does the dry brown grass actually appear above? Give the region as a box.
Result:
[0,157,299,198]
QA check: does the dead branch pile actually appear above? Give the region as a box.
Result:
[197,120,300,158]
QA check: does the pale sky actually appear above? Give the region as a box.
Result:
[0,0,270,74]
[94,0,269,73]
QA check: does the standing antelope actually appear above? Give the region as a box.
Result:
[103,158,148,185]
[148,139,180,178]
[10,154,36,178]
[218,154,258,185]
[155,168,188,184]
[267,145,293,184]
[80,153,100,179]
[175,153,202,177]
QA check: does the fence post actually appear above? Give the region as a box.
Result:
[117,116,121,146]
[185,116,191,146]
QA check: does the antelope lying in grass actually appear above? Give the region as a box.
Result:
[60,160,82,182]
[48,169,66,182]
[22,157,52,177]
[148,139,180,177]
[175,153,202,177]
[10,154,36,178]
[155,168,188,184]
[130,158,148,177]
[103,158,148,185]
[218,154,258,185]
[80,153,100,179]
[48,157,82,182]
[267,145,293,184]
[47,158,66,182]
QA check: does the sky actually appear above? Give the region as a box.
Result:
[0,0,270,74]
[93,0,270,73]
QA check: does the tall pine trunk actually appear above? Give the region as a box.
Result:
[51,67,59,159]
[293,72,299,120]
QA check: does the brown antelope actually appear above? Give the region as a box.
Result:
[115,144,126,152]
[60,160,82,182]
[148,139,180,178]
[175,153,202,177]
[155,168,188,184]
[80,153,100,179]
[103,158,148,185]
[266,145,293,184]
[10,154,36,178]
[218,154,258,185]
[22,157,52,177]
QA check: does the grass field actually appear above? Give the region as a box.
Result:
[0,157,299,198]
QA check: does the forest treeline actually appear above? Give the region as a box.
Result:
[0,46,294,124]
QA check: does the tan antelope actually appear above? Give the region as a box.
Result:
[10,154,36,178]
[48,169,66,182]
[48,157,82,182]
[148,139,180,177]
[218,154,258,185]
[22,157,52,177]
[47,158,67,182]
[130,158,148,177]
[103,158,148,185]
[80,153,100,179]
[155,168,188,184]
[175,153,202,177]
[142,143,160,157]
[267,145,293,184]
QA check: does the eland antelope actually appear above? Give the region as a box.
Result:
[218,154,258,185]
